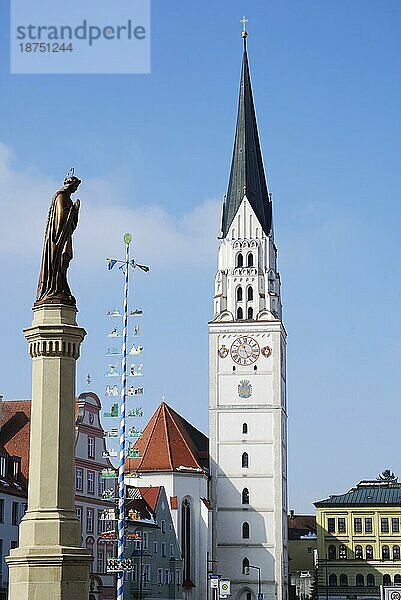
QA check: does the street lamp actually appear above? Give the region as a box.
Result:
[245,564,262,596]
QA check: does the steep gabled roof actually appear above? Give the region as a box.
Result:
[138,486,161,512]
[0,400,31,479]
[221,40,272,238]
[125,402,209,475]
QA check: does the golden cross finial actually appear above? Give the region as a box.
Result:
[240,16,248,38]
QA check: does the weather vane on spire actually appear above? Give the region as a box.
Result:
[240,16,248,39]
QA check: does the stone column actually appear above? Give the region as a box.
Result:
[6,303,92,600]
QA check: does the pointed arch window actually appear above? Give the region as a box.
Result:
[247,287,253,301]
[242,522,250,539]
[242,452,249,468]
[247,307,253,320]
[242,488,249,505]
[181,499,192,586]
[237,307,243,320]
[242,423,248,434]
[247,253,254,267]
[242,557,249,575]
[236,287,243,301]
[236,253,243,268]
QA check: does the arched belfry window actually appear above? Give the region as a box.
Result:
[242,488,249,504]
[242,522,250,539]
[237,307,243,320]
[242,452,249,468]
[236,287,243,302]
[247,253,254,267]
[236,253,243,268]
[242,557,249,575]
[181,499,192,585]
[247,287,253,301]
[247,307,253,320]
[242,423,248,434]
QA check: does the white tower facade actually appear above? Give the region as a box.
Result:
[209,33,288,600]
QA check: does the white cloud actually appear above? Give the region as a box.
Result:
[0,143,221,269]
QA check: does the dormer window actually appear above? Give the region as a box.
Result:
[0,455,7,478]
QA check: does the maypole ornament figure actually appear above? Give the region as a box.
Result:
[36,170,81,306]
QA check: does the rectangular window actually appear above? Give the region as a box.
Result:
[97,509,104,534]
[328,518,335,533]
[0,539,3,568]
[143,531,149,550]
[12,502,19,526]
[87,436,95,459]
[338,518,346,533]
[354,518,362,533]
[10,540,17,549]
[87,471,95,494]
[153,541,158,555]
[307,547,313,554]
[97,550,104,573]
[176,570,181,585]
[143,565,150,583]
[0,455,7,477]
[13,459,20,479]
[98,472,105,496]
[161,520,166,534]
[392,518,400,533]
[158,568,163,584]
[76,506,82,527]
[381,518,389,533]
[0,499,4,523]
[170,543,174,556]
[76,468,83,492]
[86,508,94,533]
[161,542,166,557]
[164,569,169,584]
[365,518,373,533]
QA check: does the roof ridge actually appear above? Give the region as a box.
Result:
[161,404,174,470]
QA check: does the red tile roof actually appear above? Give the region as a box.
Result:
[138,486,161,512]
[0,401,31,479]
[288,514,317,540]
[126,402,208,475]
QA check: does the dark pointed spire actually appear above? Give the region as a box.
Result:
[221,26,272,238]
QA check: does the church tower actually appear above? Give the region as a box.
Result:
[209,23,288,600]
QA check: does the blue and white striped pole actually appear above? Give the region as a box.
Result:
[117,233,131,600]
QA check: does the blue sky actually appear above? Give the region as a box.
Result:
[0,0,400,512]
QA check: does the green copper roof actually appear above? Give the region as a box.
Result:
[221,41,272,238]
[315,485,401,507]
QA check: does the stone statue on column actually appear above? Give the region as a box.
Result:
[6,173,91,600]
[36,174,81,306]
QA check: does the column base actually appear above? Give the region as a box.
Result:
[6,545,92,600]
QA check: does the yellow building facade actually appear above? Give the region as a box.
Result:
[315,473,401,600]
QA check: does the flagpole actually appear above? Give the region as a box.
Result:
[117,233,131,600]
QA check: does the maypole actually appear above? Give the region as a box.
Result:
[116,233,130,600]
[103,233,149,600]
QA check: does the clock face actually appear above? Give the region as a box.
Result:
[230,336,260,365]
